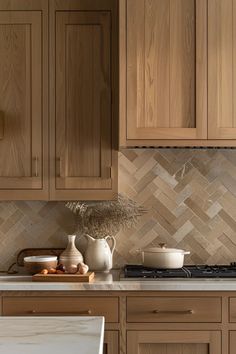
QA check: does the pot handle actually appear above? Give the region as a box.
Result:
[135,249,144,263]
[105,236,116,256]
[184,251,190,255]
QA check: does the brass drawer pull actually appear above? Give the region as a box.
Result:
[152,309,194,315]
[30,309,92,315]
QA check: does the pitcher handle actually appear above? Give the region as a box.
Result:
[105,236,116,256]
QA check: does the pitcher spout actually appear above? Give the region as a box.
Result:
[84,234,95,242]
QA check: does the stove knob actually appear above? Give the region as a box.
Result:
[230,262,236,267]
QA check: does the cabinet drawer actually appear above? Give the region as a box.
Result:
[3,296,119,323]
[229,298,236,322]
[127,297,221,323]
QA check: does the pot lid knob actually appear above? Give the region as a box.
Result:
[159,243,166,249]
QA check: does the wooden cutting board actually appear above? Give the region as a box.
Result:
[32,272,94,282]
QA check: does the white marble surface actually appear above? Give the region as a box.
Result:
[0,316,104,354]
[1,271,236,291]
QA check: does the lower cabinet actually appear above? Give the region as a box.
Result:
[230,331,236,354]
[127,331,221,354]
[2,296,119,354]
[104,331,119,354]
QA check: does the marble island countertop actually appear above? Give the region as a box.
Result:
[1,271,236,291]
[0,316,104,354]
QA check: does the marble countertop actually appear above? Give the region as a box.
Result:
[1,271,236,291]
[0,316,104,354]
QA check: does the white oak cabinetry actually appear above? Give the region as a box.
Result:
[127,331,221,354]
[120,0,236,147]
[49,0,118,200]
[208,0,236,139]
[0,0,118,200]
[230,331,236,354]
[3,291,236,354]
[0,0,48,199]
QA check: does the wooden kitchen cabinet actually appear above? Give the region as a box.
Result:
[2,296,119,322]
[120,0,207,146]
[2,294,119,354]
[208,0,236,139]
[104,331,119,354]
[0,0,48,199]
[120,0,236,147]
[0,0,118,201]
[230,331,236,354]
[49,0,118,200]
[127,331,221,354]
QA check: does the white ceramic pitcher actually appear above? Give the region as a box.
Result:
[84,234,116,272]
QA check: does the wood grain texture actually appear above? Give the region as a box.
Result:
[0,0,48,199]
[32,272,95,283]
[230,331,236,354]
[229,298,236,322]
[127,297,221,323]
[3,296,119,322]
[127,331,221,354]
[50,0,118,200]
[139,343,208,354]
[208,0,236,139]
[103,331,119,354]
[123,0,207,142]
[0,16,38,179]
[170,0,195,129]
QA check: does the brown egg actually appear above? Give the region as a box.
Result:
[78,263,89,275]
[48,268,57,274]
[66,265,78,274]
[40,269,48,275]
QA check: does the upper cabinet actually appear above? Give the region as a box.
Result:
[0,0,118,201]
[208,0,236,139]
[50,0,118,200]
[120,0,207,146]
[0,0,48,200]
[120,0,236,147]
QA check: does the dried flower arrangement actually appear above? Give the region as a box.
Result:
[65,194,147,239]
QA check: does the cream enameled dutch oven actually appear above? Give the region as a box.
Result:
[141,243,190,269]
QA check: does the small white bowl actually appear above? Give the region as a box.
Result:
[24,256,58,274]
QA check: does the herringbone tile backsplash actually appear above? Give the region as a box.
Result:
[1,149,236,270]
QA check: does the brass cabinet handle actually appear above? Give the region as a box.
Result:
[29,309,92,315]
[152,309,194,315]
[34,157,39,177]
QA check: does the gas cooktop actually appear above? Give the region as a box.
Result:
[123,264,236,279]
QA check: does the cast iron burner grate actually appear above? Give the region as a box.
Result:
[124,264,236,278]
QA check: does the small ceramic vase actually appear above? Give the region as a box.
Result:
[59,235,83,271]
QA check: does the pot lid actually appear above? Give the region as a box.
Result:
[143,243,187,254]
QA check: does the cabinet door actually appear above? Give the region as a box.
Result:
[120,0,207,144]
[0,0,48,199]
[230,331,236,354]
[127,331,221,354]
[50,0,118,200]
[208,0,236,139]
[103,331,119,354]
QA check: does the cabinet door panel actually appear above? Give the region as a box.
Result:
[208,0,236,139]
[103,331,119,354]
[127,331,221,354]
[123,0,207,141]
[230,331,236,354]
[50,0,118,200]
[0,10,45,193]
